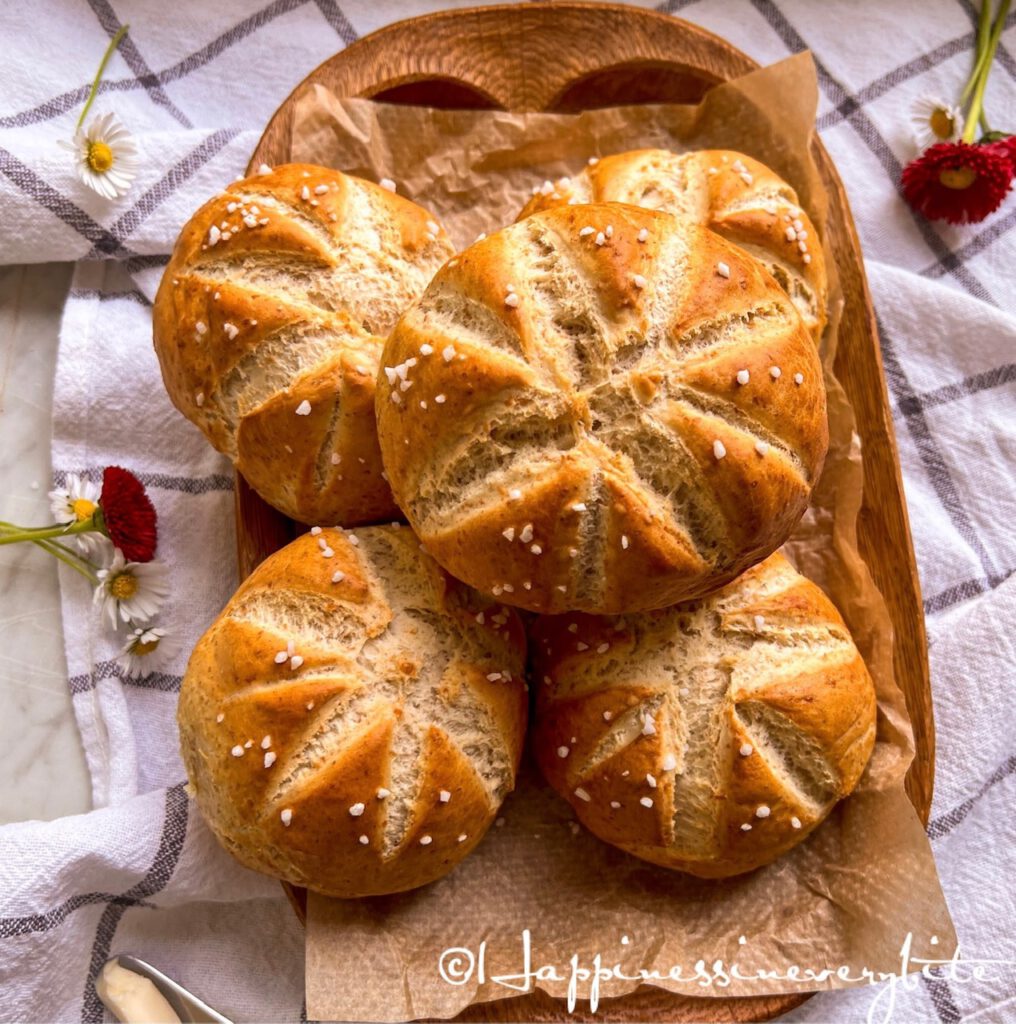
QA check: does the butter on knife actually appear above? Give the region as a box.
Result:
[97,960,180,1024]
[96,955,232,1024]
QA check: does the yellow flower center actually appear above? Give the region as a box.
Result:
[929,107,956,140]
[110,573,139,600]
[86,140,114,173]
[939,166,977,190]
[133,638,160,656]
[71,497,97,522]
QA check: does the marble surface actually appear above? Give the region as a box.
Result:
[0,263,92,825]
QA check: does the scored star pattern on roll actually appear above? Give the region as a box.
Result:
[377,202,827,612]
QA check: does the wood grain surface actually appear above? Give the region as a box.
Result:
[238,5,934,1021]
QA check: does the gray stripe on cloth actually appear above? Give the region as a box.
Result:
[69,661,183,696]
[0,0,309,130]
[897,363,1016,416]
[0,147,137,258]
[924,569,1015,614]
[655,0,705,12]
[0,784,186,940]
[876,314,1002,581]
[955,0,1016,81]
[816,31,977,133]
[923,973,963,1023]
[922,207,1016,280]
[68,287,150,306]
[929,756,1016,840]
[52,468,234,494]
[85,0,193,128]
[85,127,241,257]
[124,253,170,275]
[751,0,998,306]
[312,0,359,44]
[80,785,190,1023]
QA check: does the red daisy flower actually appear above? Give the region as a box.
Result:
[99,466,158,562]
[902,140,1014,225]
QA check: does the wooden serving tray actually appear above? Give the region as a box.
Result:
[238,5,934,1021]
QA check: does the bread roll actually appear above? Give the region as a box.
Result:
[531,552,876,878]
[376,203,827,615]
[178,525,527,897]
[518,149,827,342]
[153,164,454,525]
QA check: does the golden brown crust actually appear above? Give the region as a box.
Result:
[153,164,455,525]
[376,203,827,614]
[178,526,528,897]
[530,552,876,878]
[518,149,828,342]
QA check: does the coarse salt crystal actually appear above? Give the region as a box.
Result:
[736,369,750,386]
[557,746,570,759]
[791,816,802,829]
[264,752,277,768]
[637,227,648,243]
[770,366,782,379]
[295,400,312,416]
[662,753,677,771]
[231,745,244,757]
[505,292,520,308]
[755,441,770,456]
[379,178,396,192]
[740,743,754,757]
[281,808,293,826]
[574,787,592,802]
[794,372,804,385]
[756,805,771,819]
[439,790,451,803]
[595,231,606,246]
[349,802,365,817]
[632,274,646,289]
[713,440,727,460]
[640,796,654,808]
[717,261,731,279]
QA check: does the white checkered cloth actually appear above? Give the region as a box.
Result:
[0,2,1014,1022]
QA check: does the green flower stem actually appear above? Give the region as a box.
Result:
[31,539,100,584]
[962,0,1010,143]
[0,518,96,546]
[76,23,129,130]
[961,0,996,106]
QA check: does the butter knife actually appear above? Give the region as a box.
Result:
[98,955,233,1024]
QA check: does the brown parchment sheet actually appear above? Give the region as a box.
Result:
[291,53,956,1022]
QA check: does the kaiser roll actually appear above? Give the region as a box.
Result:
[531,552,876,878]
[178,525,527,897]
[153,164,454,525]
[375,203,828,615]
[518,149,828,342]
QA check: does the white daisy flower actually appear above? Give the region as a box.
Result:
[117,625,173,679]
[48,473,99,525]
[59,112,139,200]
[47,473,111,557]
[909,96,964,151]
[94,549,169,629]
